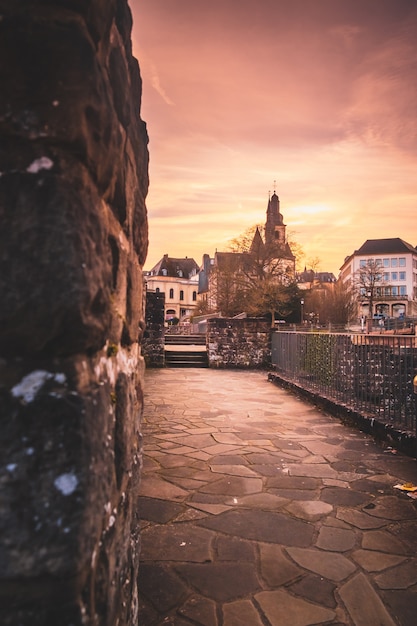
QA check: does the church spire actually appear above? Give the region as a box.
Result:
[265,184,287,246]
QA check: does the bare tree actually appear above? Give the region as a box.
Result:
[327,280,356,324]
[229,224,296,285]
[354,260,384,318]
[303,280,355,326]
[209,224,301,322]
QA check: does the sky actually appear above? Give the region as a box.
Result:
[131,0,417,275]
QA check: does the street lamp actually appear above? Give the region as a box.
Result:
[300,298,304,324]
[366,289,373,332]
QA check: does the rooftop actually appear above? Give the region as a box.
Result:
[354,238,416,256]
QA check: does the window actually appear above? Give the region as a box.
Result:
[399,258,406,267]
[162,268,167,276]
[383,272,390,281]
[179,290,184,301]
[383,258,390,267]
[391,258,398,267]
[384,287,391,296]
[156,287,160,293]
[399,286,407,296]
[359,260,367,268]
[399,271,406,281]
[391,286,398,296]
[375,258,382,266]
[169,288,174,299]
[391,272,398,281]
[192,291,197,301]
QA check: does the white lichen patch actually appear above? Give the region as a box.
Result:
[108,515,116,528]
[94,342,140,388]
[11,370,66,403]
[26,156,54,173]
[54,472,78,496]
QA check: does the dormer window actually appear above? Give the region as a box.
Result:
[161,269,167,276]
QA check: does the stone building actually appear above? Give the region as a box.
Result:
[145,254,200,322]
[199,190,296,314]
[340,238,417,318]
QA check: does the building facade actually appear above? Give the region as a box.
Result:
[339,238,417,318]
[145,255,200,323]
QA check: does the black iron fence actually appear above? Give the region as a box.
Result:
[271,331,417,437]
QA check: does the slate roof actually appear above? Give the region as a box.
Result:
[354,238,416,256]
[149,255,199,278]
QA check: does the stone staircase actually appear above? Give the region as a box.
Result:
[164,334,208,368]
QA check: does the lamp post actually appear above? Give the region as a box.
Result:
[367,289,373,333]
[300,298,304,324]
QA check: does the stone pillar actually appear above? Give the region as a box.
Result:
[142,291,166,367]
[0,1,148,624]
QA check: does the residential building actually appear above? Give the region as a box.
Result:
[144,255,200,323]
[339,238,417,318]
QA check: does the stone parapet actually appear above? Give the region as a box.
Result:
[207,318,271,369]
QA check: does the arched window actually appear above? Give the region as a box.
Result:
[169,288,174,299]
[192,291,197,301]
[156,287,160,293]
[180,290,184,301]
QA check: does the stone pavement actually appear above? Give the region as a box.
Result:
[138,369,417,625]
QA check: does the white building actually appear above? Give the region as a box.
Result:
[144,255,200,323]
[339,238,417,318]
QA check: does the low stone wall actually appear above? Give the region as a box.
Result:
[207,318,271,368]
[0,2,148,624]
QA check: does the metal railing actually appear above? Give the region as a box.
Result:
[271,331,417,436]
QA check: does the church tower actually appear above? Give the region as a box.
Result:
[265,188,286,247]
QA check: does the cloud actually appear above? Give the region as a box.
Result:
[131,1,417,274]
[149,62,175,106]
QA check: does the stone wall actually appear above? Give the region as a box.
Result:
[207,318,271,368]
[142,291,166,367]
[0,1,148,624]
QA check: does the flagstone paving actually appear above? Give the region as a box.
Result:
[138,369,417,625]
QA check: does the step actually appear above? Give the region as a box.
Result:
[165,334,206,346]
[165,349,208,368]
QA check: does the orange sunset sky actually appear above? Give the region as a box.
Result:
[131,0,417,276]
